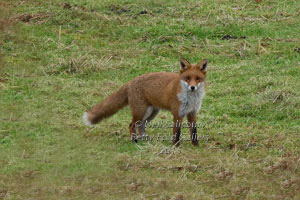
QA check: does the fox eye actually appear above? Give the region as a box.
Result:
[196,76,201,81]
[185,76,190,81]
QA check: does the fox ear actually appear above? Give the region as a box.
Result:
[197,59,208,71]
[180,58,191,72]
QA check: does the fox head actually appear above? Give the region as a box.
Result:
[179,58,207,92]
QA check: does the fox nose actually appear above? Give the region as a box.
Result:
[191,86,195,91]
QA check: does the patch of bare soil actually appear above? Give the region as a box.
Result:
[0,18,13,31]
[16,13,53,24]
[0,189,7,200]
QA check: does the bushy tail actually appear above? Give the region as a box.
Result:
[83,84,129,126]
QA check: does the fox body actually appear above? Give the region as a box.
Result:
[83,58,208,146]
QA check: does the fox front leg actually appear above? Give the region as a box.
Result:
[172,116,183,146]
[187,113,198,146]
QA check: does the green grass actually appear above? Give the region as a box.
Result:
[1,0,300,199]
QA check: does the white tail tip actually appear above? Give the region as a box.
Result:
[83,112,94,127]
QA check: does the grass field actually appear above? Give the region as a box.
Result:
[1,0,300,199]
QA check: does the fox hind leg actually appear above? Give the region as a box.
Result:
[147,107,160,121]
[138,107,160,140]
[129,120,138,143]
[128,101,149,142]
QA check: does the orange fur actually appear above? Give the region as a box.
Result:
[84,58,208,146]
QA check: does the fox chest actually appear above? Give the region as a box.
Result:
[177,86,205,117]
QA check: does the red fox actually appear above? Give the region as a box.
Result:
[83,58,207,146]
